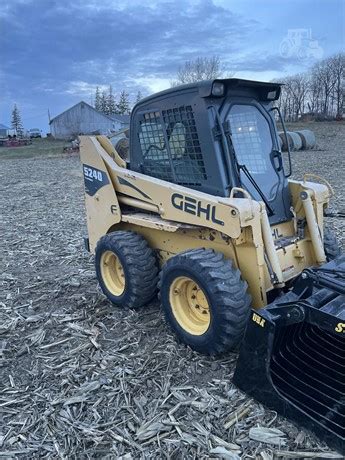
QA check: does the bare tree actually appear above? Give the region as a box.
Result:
[329,53,345,118]
[313,59,336,115]
[275,52,345,121]
[171,56,229,86]
[281,74,309,121]
[308,71,322,114]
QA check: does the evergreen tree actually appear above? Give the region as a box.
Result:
[94,86,101,111]
[135,90,143,104]
[100,91,108,114]
[11,104,24,136]
[117,90,130,114]
[107,85,116,114]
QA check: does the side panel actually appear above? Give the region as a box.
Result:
[113,224,236,262]
[235,229,269,306]
[108,222,269,308]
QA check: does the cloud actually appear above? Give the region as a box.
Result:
[0,0,343,131]
[65,81,108,96]
[1,0,260,91]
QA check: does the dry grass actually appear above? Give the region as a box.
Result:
[0,122,344,459]
[0,138,67,160]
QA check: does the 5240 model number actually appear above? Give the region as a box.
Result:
[83,166,103,182]
[82,163,109,196]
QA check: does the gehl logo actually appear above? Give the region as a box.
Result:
[171,193,224,226]
[335,322,345,333]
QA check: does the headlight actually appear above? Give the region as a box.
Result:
[211,82,225,97]
[267,90,277,100]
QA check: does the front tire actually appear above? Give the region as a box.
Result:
[95,231,159,308]
[324,228,342,261]
[159,249,251,355]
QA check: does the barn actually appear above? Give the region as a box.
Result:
[49,101,130,139]
[0,123,10,138]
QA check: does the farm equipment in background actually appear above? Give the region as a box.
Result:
[109,127,130,160]
[0,137,32,147]
[79,78,344,454]
[28,128,42,138]
[63,139,80,154]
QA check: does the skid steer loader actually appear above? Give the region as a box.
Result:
[79,79,344,453]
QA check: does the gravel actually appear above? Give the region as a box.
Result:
[0,121,344,459]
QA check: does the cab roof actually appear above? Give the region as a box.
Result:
[136,78,282,107]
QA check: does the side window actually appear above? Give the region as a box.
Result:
[138,112,173,182]
[163,106,206,185]
[228,105,272,174]
[227,104,279,200]
[167,122,186,158]
[138,106,207,186]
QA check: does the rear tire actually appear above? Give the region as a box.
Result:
[95,231,159,308]
[159,249,251,355]
[324,229,342,261]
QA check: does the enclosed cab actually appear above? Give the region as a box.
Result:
[130,79,290,225]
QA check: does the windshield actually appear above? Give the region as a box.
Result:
[227,104,279,201]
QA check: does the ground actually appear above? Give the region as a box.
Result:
[0,124,344,459]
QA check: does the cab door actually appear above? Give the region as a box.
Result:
[226,102,291,224]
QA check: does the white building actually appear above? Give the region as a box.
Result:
[0,123,10,138]
[49,101,130,139]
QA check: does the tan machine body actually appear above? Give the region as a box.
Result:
[80,135,330,308]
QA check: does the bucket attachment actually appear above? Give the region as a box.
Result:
[233,256,345,454]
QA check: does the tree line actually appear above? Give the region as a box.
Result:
[171,54,344,122]
[275,53,344,121]
[93,86,142,115]
[8,53,344,138]
[171,56,226,86]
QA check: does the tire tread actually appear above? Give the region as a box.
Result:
[95,231,159,308]
[159,248,251,355]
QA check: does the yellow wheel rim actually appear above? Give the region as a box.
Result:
[100,250,125,296]
[169,276,210,335]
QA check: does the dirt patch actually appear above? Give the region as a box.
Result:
[1,122,344,458]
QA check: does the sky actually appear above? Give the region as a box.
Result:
[0,0,344,133]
